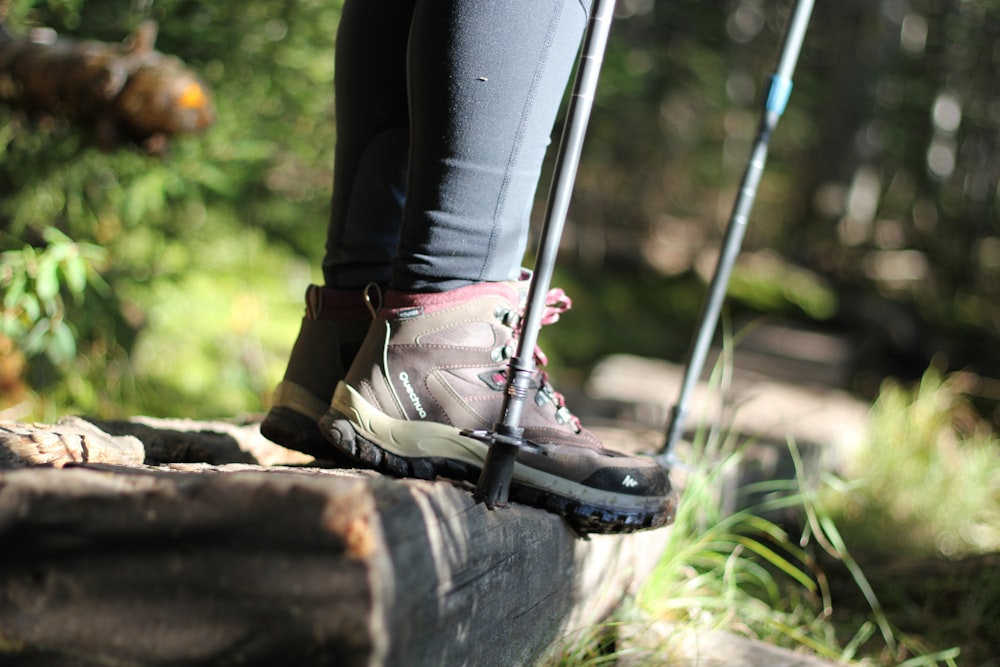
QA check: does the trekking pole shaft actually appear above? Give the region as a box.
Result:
[475,0,617,507]
[509,0,616,414]
[661,0,814,460]
[663,133,769,455]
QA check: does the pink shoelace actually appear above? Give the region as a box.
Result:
[494,287,582,432]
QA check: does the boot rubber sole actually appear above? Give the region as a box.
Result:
[322,383,676,534]
[260,405,357,466]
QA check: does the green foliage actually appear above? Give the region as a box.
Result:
[726,250,838,320]
[539,266,706,375]
[121,221,311,419]
[546,421,962,665]
[827,368,1000,558]
[561,0,1000,388]
[1,0,342,419]
[626,345,861,662]
[1,227,107,365]
[549,349,983,665]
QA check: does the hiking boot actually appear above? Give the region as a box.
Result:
[260,284,372,462]
[319,279,676,534]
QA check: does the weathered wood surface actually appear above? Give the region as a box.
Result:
[619,622,843,667]
[585,353,870,461]
[583,354,870,499]
[0,417,672,667]
[1,415,311,468]
[0,417,145,468]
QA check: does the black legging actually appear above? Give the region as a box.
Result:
[322,0,591,292]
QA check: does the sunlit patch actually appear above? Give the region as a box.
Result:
[178,82,207,109]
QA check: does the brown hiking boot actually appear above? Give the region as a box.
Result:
[260,284,371,462]
[319,279,676,534]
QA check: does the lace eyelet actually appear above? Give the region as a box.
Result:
[495,307,520,329]
[555,406,572,425]
[491,344,514,362]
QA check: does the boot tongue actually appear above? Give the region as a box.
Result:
[514,269,533,306]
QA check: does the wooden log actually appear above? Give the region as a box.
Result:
[0,415,312,469]
[585,353,869,458]
[0,461,671,666]
[88,415,314,467]
[618,622,844,667]
[0,417,145,468]
[0,20,214,152]
[583,353,870,522]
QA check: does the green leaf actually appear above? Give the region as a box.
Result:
[35,254,60,302]
[19,293,41,322]
[22,317,50,355]
[123,171,168,227]
[42,227,72,246]
[62,253,88,295]
[0,312,26,337]
[3,270,28,310]
[47,320,78,364]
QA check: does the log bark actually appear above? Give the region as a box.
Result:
[0,421,671,666]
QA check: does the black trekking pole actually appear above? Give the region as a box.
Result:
[660,0,814,462]
[469,0,617,508]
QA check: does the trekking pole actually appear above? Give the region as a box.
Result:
[470,0,617,508]
[660,0,814,462]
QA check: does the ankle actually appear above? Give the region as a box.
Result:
[305,284,375,320]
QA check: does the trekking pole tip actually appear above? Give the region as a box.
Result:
[468,429,523,508]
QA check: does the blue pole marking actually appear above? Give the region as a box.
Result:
[766,74,794,116]
[660,0,814,460]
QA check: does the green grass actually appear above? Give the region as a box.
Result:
[820,368,1000,664]
[546,355,998,666]
[826,368,1000,559]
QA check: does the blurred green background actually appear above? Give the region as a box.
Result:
[2,0,999,424]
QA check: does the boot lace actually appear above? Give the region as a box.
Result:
[494,287,582,433]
